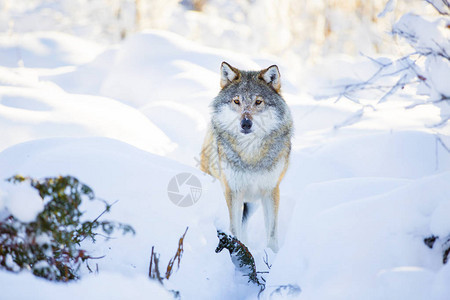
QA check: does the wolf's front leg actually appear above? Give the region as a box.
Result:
[262,186,280,252]
[228,191,244,240]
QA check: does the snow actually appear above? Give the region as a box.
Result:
[98,30,259,108]
[393,13,450,54]
[392,13,450,102]
[0,81,176,154]
[268,171,450,299]
[430,200,450,237]
[0,31,104,68]
[0,182,43,223]
[426,55,450,99]
[0,271,173,300]
[378,0,396,18]
[431,264,450,300]
[1,2,450,300]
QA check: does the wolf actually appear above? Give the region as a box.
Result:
[200,62,293,252]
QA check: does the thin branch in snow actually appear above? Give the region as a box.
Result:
[431,40,450,60]
[406,96,450,110]
[335,92,361,104]
[165,227,188,280]
[427,115,450,128]
[378,73,408,103]
[378,0,396,18]
[425,0,450,15]
[359,53,390,67]
[437,136,450,153]
[333,105,376,130]
[148,246,163,284]
[435,135,450,170]
[263,250,272,270]
[329,52,423,106]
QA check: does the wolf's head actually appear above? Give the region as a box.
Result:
[211,62,291,138]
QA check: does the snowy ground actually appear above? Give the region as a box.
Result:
[1,19,450,300]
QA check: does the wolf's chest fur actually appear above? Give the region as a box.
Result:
[223,157,286,199]
[216,130,288,196]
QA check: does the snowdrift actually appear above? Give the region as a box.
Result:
[1,29,450,300]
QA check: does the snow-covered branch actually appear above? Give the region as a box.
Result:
[425,0,450,15]
[328,1,450,133]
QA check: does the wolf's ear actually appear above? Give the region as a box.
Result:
[220,62,240,89]
[259,65,281,92]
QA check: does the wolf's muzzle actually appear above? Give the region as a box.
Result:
[241,118,252,134]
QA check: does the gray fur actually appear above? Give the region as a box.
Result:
[211,70,293,172]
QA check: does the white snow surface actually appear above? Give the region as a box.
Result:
[1,27,450,300]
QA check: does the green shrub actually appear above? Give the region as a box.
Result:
[0,175,135,282]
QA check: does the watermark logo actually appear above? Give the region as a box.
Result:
[167,173,202,207]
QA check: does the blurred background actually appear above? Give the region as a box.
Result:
[0,0,442,62]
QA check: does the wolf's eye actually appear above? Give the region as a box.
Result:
[233,98,240,105]
[255,99,263,105]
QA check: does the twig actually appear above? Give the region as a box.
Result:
[427,116,450,128]
[165,227,189,280]
[406,96,450,109]
[92,200,119,223]
[425,0,450,15]
[263,250,272,270]
[149,246,163,284]
[378,73,408,103]
[149,246,153,278]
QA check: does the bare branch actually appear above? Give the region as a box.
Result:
[406,96,450,109]
[425,0,450,15]
[437,136,450,153]
[149,246,163,284]
[378,73,408,103]
[263,250,272,270]
[165,227,189,280]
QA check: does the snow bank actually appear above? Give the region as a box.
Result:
[0,31,104,68]
[286,131,450,196]
[0,137,249,299]
[0,183,43,222]
[263,128,450,299]
[0,271,173,300]
[0,84,175,155]
[266,171,450,300]
[41,30,273,166]
[99,30,260,108]
[393,13,450,58]
[393,13,450,101]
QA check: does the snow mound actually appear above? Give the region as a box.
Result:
[0,271,173,300]
[288,131,450,191]
[0,137,245,299]
[0,183,43,223]
[0,85,175,155]
[99,30,260,107]
[266,171,450,300]
[0,31,104,68]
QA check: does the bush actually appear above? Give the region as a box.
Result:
[0,175,135,282]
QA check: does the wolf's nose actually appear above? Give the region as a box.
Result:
[241,118,252,133]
